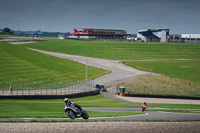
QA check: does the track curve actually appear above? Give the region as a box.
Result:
[30,48,152,84]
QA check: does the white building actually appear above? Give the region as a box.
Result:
[137,28,169,42]
[181,34,200,39]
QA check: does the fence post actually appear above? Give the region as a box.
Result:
[68,83,70,94]
[51,83,53,95]
[8,82,13,96]
[65,83,67,95]
[85,81,86,92]
[77,81,79,93]
[34,82,37,95]
[91,80,93,91]
[71,82,73,94]
[72,82,74,94]
[60,82,63,95]
[74,82,76,93]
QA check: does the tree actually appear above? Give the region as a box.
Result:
[2,27,14,35]
[3,27,11,33]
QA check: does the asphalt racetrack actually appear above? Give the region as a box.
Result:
[1,107,200,122]
[30,48,152,84]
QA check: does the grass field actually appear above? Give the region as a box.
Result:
[23,40,200,83]
[117,75,200,97]
[124,59,200,83]
[22,40,200,60]
[0,41,109,89]
[20,39,200,97]
[0,95,142,118]
[1,39,200,96]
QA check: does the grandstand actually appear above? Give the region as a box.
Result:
[137,28,169,42]
[68,28,130,40]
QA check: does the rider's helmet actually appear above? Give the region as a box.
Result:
[143,101,146,104]
[64,98,69,103]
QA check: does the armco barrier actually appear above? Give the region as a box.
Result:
[0,90,100,99]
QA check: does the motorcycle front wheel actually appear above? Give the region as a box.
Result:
[142,107,146,112]
[81,110,89,119]
[67,110,75,119]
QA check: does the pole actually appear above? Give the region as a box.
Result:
[86,59,88,81]
[9,82,13,95]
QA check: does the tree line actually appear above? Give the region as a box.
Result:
[0,27,15,35]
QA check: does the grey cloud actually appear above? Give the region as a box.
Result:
[0,0,200,33]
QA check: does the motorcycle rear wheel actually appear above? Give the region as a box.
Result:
[142,107,146,112]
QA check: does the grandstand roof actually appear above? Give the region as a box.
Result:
[75,28,126,32]
[138,28,169,33]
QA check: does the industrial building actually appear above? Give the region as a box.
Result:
[137,28,170,42]
[181,34,200,40]
[68,28,130,40]
[167,34,200,43]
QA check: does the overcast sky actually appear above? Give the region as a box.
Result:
[0,0,200,34]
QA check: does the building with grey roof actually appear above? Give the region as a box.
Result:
[137,28,169,42]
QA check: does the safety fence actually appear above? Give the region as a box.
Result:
[0,80,94,96]
[0,75,142,97]
[103,75,146,93]
[1,74,200,98]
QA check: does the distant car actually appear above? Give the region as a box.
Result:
[95,83,106,92]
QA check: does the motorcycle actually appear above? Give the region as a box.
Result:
[142,106,147,112]
[64,103,89,119]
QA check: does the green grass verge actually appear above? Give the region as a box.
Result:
[0,94,140,118]
[158,110,200,114]
[0,41,109,89]
[117,75,200,97]
[23,40,200,60]
[147,103,200,114]
[124,59,200,83]
[85,110,144,117]
[148,103,200,109]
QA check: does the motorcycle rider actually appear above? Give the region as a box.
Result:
[142,101,147,112]
[64,98,82,112]
[142,101,147,107]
